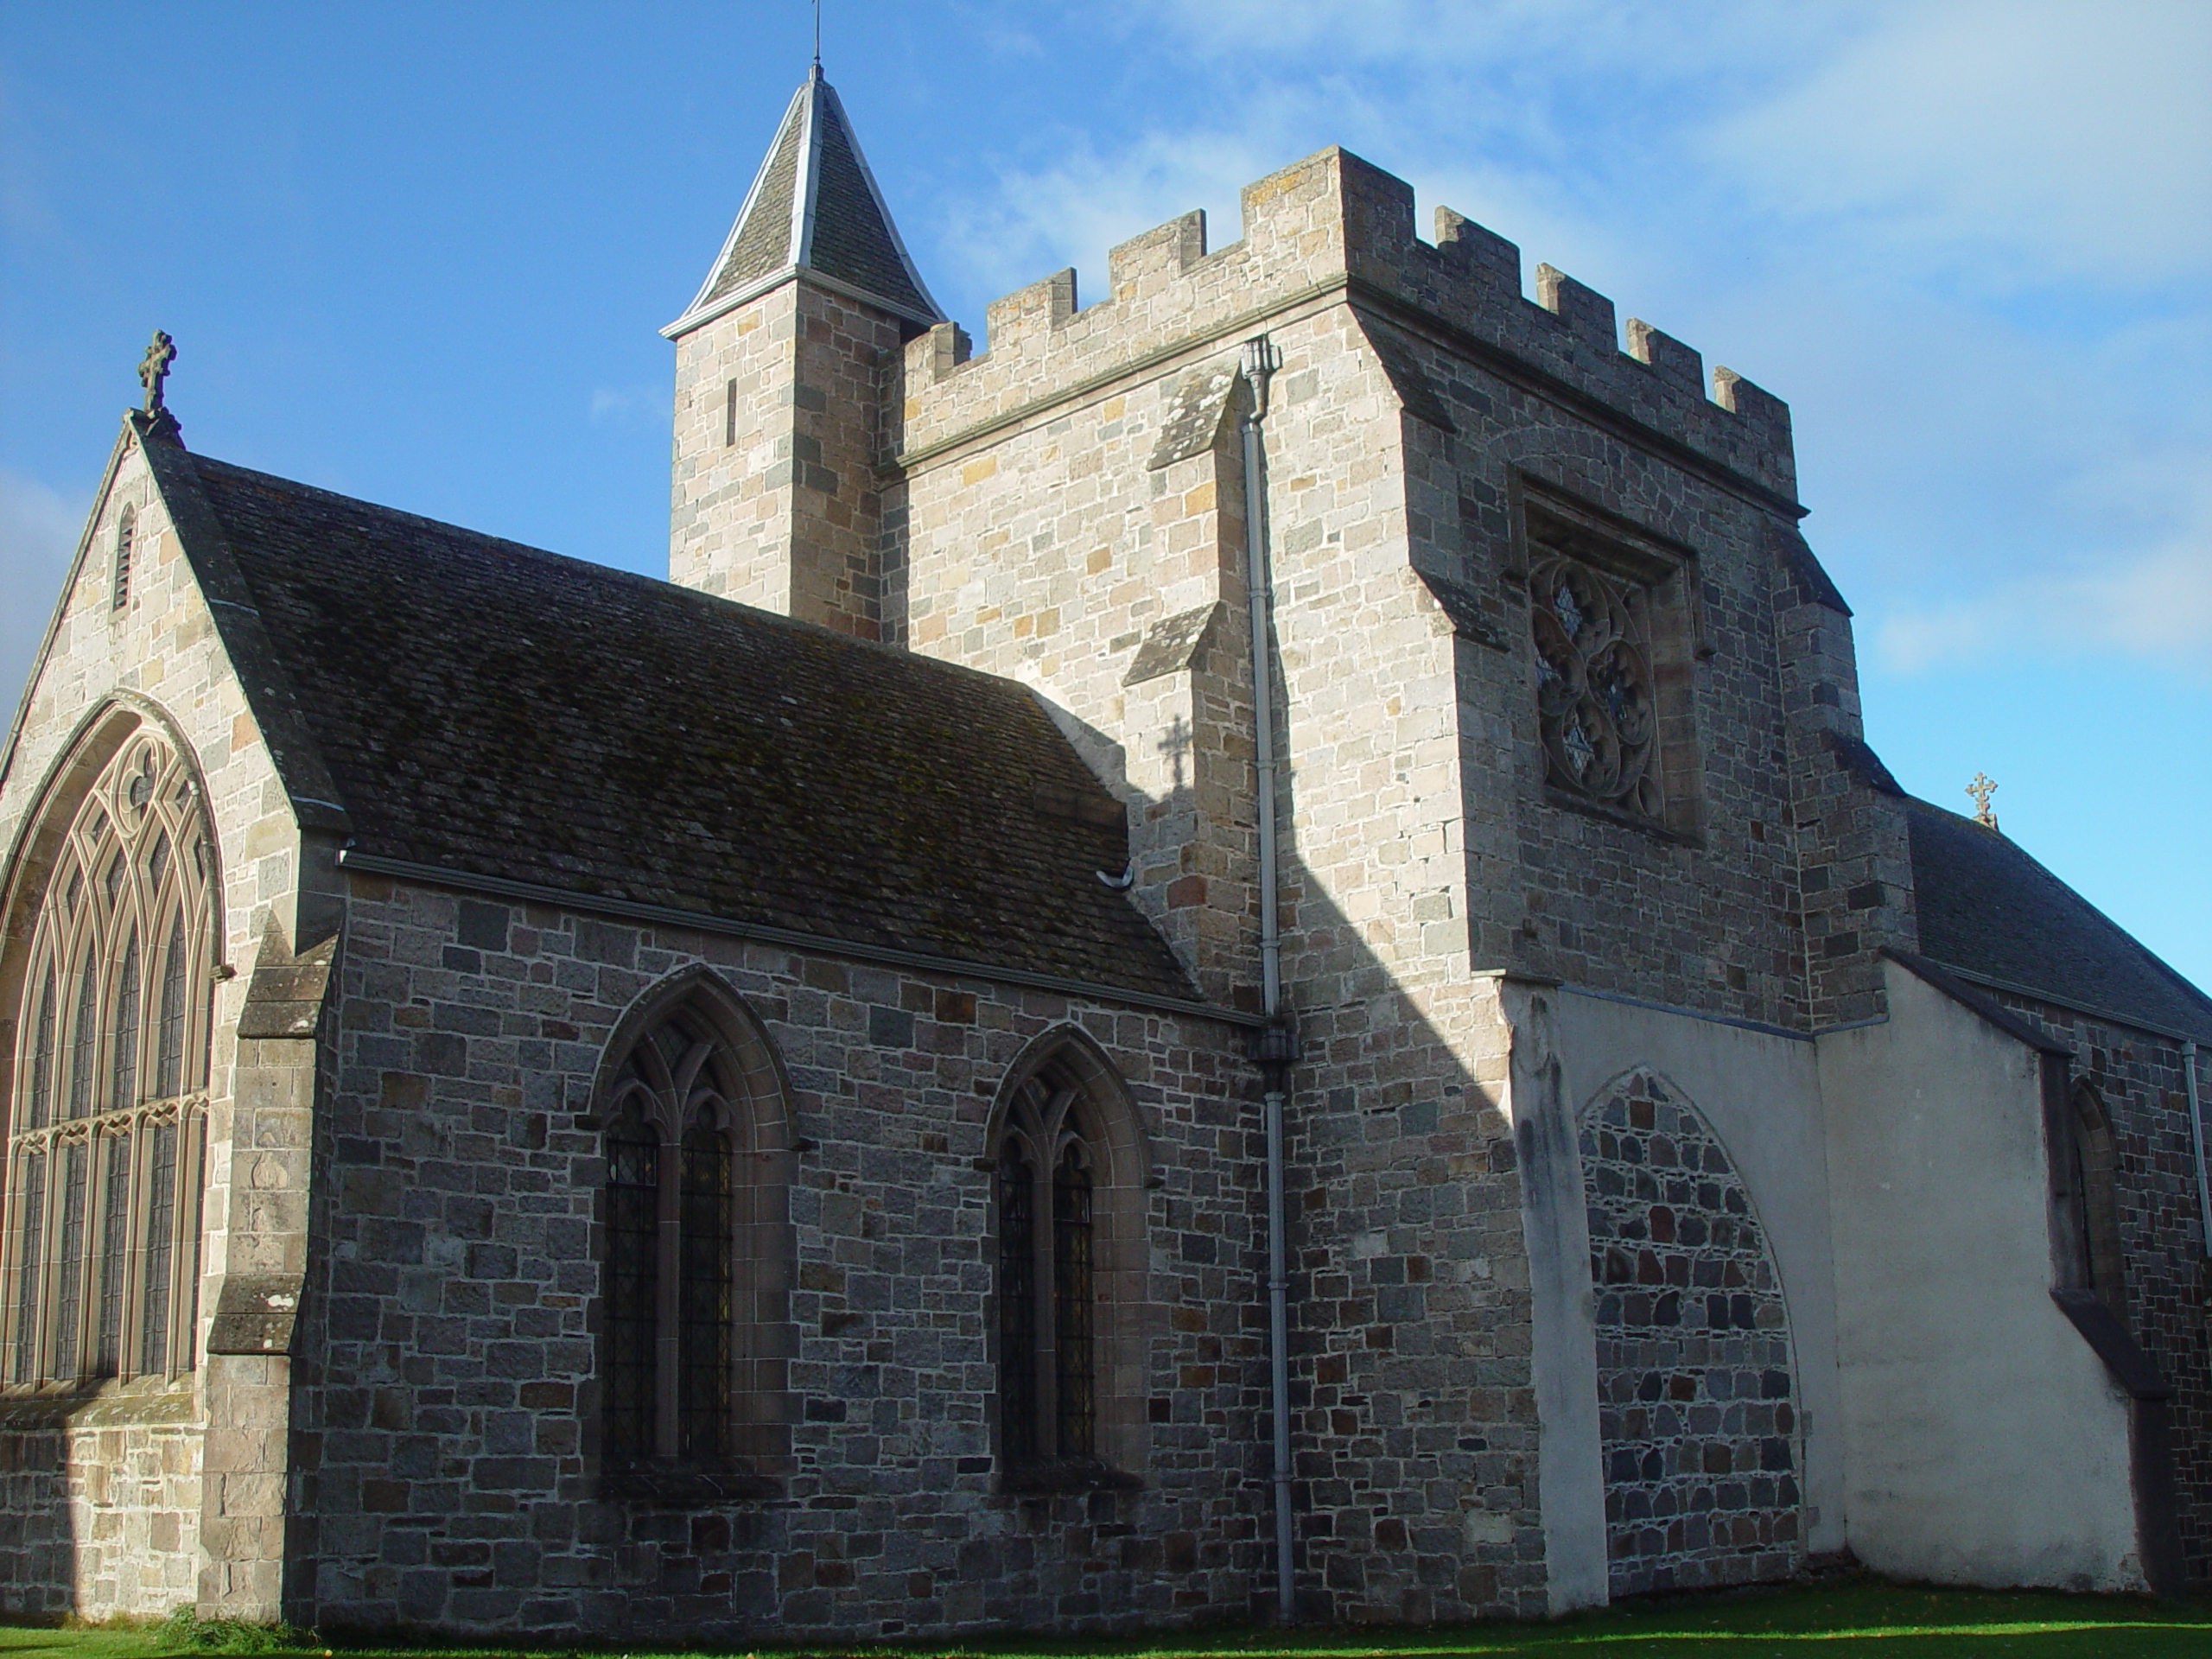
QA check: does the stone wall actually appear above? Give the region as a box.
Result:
[295,874,1284,1637]
[669,280,906,638]
[0,417,327,1620]
[896,295,1551,1618]
[0,1385,200,1618]
[874,139,1837,1620]
[1580,1068,1800,1596]
[1982,988,2212,1586]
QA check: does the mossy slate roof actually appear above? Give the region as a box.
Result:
[1907,795,2212,1041]
[692,70,940,327]
[163,446,1195,1003]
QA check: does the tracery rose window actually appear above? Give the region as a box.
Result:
[6,727,212,1385]
[1530,550,1663,820]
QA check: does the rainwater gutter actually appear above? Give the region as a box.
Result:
[1238,335,1300,1624]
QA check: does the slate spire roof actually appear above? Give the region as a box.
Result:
[664,67,944,336]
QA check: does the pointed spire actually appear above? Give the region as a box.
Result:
[664,68,944,337]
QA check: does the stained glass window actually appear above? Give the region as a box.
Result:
[603,1123,658,1461]
[995,1072,1104,1471]
[598,995,780,1478]
[678,1123,733,1459]
[6,727,211,1385]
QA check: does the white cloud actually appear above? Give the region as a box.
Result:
[1877,490,2212,677]
[0,467,84,714]
[588,385,658,424]
[1707,0,2212,289]
[931,0,2209,689]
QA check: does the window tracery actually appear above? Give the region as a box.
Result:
[598,986,786,1482]
[5,728,212,1386]
[995,1072,1100,1471]
[1529,548,1662,820]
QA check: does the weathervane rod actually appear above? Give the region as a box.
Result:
[812,0,821,68]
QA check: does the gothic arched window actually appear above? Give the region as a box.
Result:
[991,1037,1147,1486]
[597,980,789,1487]
[2058,1080,2127,1316]
[6,726,213,1386]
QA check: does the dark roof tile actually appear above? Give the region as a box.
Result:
[680,71,940,329]
[1906,795,2212,1041]
[171,450,1194,1004]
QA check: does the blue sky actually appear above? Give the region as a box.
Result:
[3,1,2207,992]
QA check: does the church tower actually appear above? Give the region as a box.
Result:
[663,68,942,638]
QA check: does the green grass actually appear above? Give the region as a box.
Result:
[4,1584,2210,1659]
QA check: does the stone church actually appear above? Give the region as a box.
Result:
[3,68,2209,1635]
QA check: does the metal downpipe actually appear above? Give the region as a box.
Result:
[2186,1040,2209,1259]
[1239,335,1298,1624]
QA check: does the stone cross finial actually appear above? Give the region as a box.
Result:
[1966,771,1999,830]
[138,330,176,414]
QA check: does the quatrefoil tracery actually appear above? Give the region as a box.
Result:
[1530,552,1662,820]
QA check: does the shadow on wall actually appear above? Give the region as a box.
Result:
[0,1390,87,1616]
[1025,668,1806,1618]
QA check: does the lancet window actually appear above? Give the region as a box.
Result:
[995,1073,1100,1470]
[6,728,212,1386]
[2058,1080,2127,1315]
[599,984,788,1479]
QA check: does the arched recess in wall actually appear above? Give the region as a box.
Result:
[985,1024,1151,1491]
[2057,1078,2127,1317]
[0,702,218,1388]
[588,965,793,1497]
[1578,1066,1802,1598]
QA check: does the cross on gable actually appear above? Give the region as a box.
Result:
[1966,771,1999,829]
[138,330,176,413]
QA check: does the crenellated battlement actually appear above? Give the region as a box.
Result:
[897,146,1795,501]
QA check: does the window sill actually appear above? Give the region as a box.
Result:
[0,1376,197,1427]
[999,1458,1141,1497]
[1542,785,1701,848]
[595,1461,784,1505]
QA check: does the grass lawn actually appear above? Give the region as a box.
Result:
[5,1584,2211,1659]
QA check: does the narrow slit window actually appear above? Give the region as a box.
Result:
[111,509,134,612]
[996,1146,1039,1466]
[1052,1145,1096,1460]
[993,1065,1122,1478]
[724,378,739,447]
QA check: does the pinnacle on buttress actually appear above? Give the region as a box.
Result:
[663,67,944,339]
